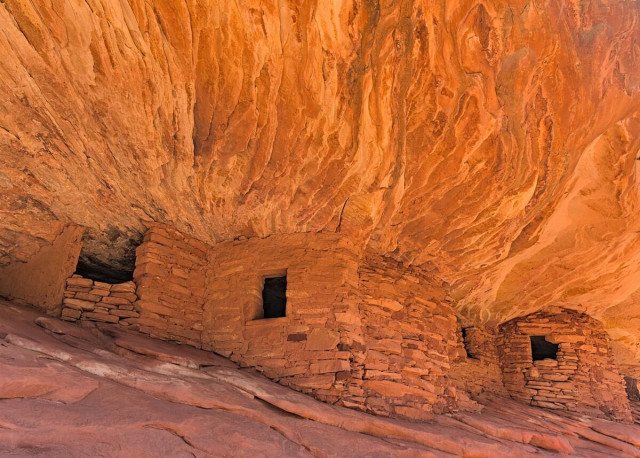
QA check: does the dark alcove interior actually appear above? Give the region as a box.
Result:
[530,336,559,361]
[461,327,477,359]
[262,276,287,319]
[74,228,142,284]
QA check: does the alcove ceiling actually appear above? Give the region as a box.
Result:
[1,0,639,372]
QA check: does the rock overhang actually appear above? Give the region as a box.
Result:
[0,0,639,374]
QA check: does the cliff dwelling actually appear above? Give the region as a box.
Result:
[498,308,633,422]
[1,0,640,454]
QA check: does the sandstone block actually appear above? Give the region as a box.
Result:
[93,281,112,290]
[66,286,92,293]
[63,298,96,311]
[74,292,102,302]
[305,329,340,351]
[369,339,402,355]
[334,311,360,325]
[110,282,136,293]
[109,292,138,302]
[61,308,81,319]
[309,359,350,374]
[290,375,335,390]
[101,296,131,305]
[366,298,404,312]
[66,277,93,287]
[110,309,140,318]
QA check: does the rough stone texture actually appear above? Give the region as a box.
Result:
[132,227,478,418]
[1,0,640,375]
[131,223,208,347]
[352,256,478,417]
[2,300,640,456]
[498,307,632,422]
[60,274,139,325]
[101,225,632,422]
[203,231,360,409]
[203,234,358,382]
[450,325,508,399]
[0,225,83,314]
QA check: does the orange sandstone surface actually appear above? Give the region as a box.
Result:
[1,1,640,374]
[1,0,640,453]
[1,302,639,456]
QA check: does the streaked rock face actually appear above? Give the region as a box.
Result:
[1,1,640,372]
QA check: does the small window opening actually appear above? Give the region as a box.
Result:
[530,336,559,361]
[461,327,478,359]
[262,276,287,319]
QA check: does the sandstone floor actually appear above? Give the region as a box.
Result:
[0,300,639,457]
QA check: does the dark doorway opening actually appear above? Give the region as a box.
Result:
[262,276,287,319]
[530,336,559,361]
[461,327,478,359]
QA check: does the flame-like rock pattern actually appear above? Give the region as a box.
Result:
[1,1,640,372]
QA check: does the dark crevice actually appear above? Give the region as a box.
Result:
[75,256,133,283]
[461,327,478,359]
[624,376,639,401]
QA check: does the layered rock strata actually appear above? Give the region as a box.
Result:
[1,0,640,376]
[2,302,640,456]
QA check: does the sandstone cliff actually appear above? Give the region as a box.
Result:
[1,1,639,373]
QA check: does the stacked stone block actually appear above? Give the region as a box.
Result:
[199,234,489,418]
[64,223,634,423]
[61,275,138,324]
[130,224,208,348]
[498,307,632,422]
[449,325,507,399]
[345,256,473,418]
[202,233,361,406]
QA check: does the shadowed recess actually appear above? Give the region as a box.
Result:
[262,276,287,319]
[75,229,142,283]
[530,336,559,361]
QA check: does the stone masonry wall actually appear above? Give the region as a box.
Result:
[60,274,138,324]
[130,224,208,348]
[0,225,84,314]
[449,325,507,399]
[200,236,481,418]
[498,307,632,422]
[202,233,361,405]
[65,224,633,423]
[344,256,478,419]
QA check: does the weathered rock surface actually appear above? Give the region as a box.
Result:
[1,299,639,456]
[1,1,640,371]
